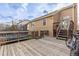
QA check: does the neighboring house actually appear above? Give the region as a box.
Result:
[27,4,77,38]
[0,23,11,31]
[17,19,30,31]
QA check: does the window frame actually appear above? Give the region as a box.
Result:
[42,19,46,26]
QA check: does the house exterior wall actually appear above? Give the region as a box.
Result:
[27,4,77,38]
[27,16,54,37]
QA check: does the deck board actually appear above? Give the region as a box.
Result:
[0,37,70,56]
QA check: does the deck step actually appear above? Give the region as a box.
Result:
[57,37,67,40]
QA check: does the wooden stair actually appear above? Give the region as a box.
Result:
[56,19,74,40]
[57,30,67,40]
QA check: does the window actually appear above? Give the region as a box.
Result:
[43,19,46,25]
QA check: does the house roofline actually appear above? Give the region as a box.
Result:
[27,3,77,25]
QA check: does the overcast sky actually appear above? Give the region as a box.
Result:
[0,3,73,23]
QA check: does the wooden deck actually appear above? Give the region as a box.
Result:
[0,37,70,56]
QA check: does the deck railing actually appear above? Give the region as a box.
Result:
[0,31,31,45]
